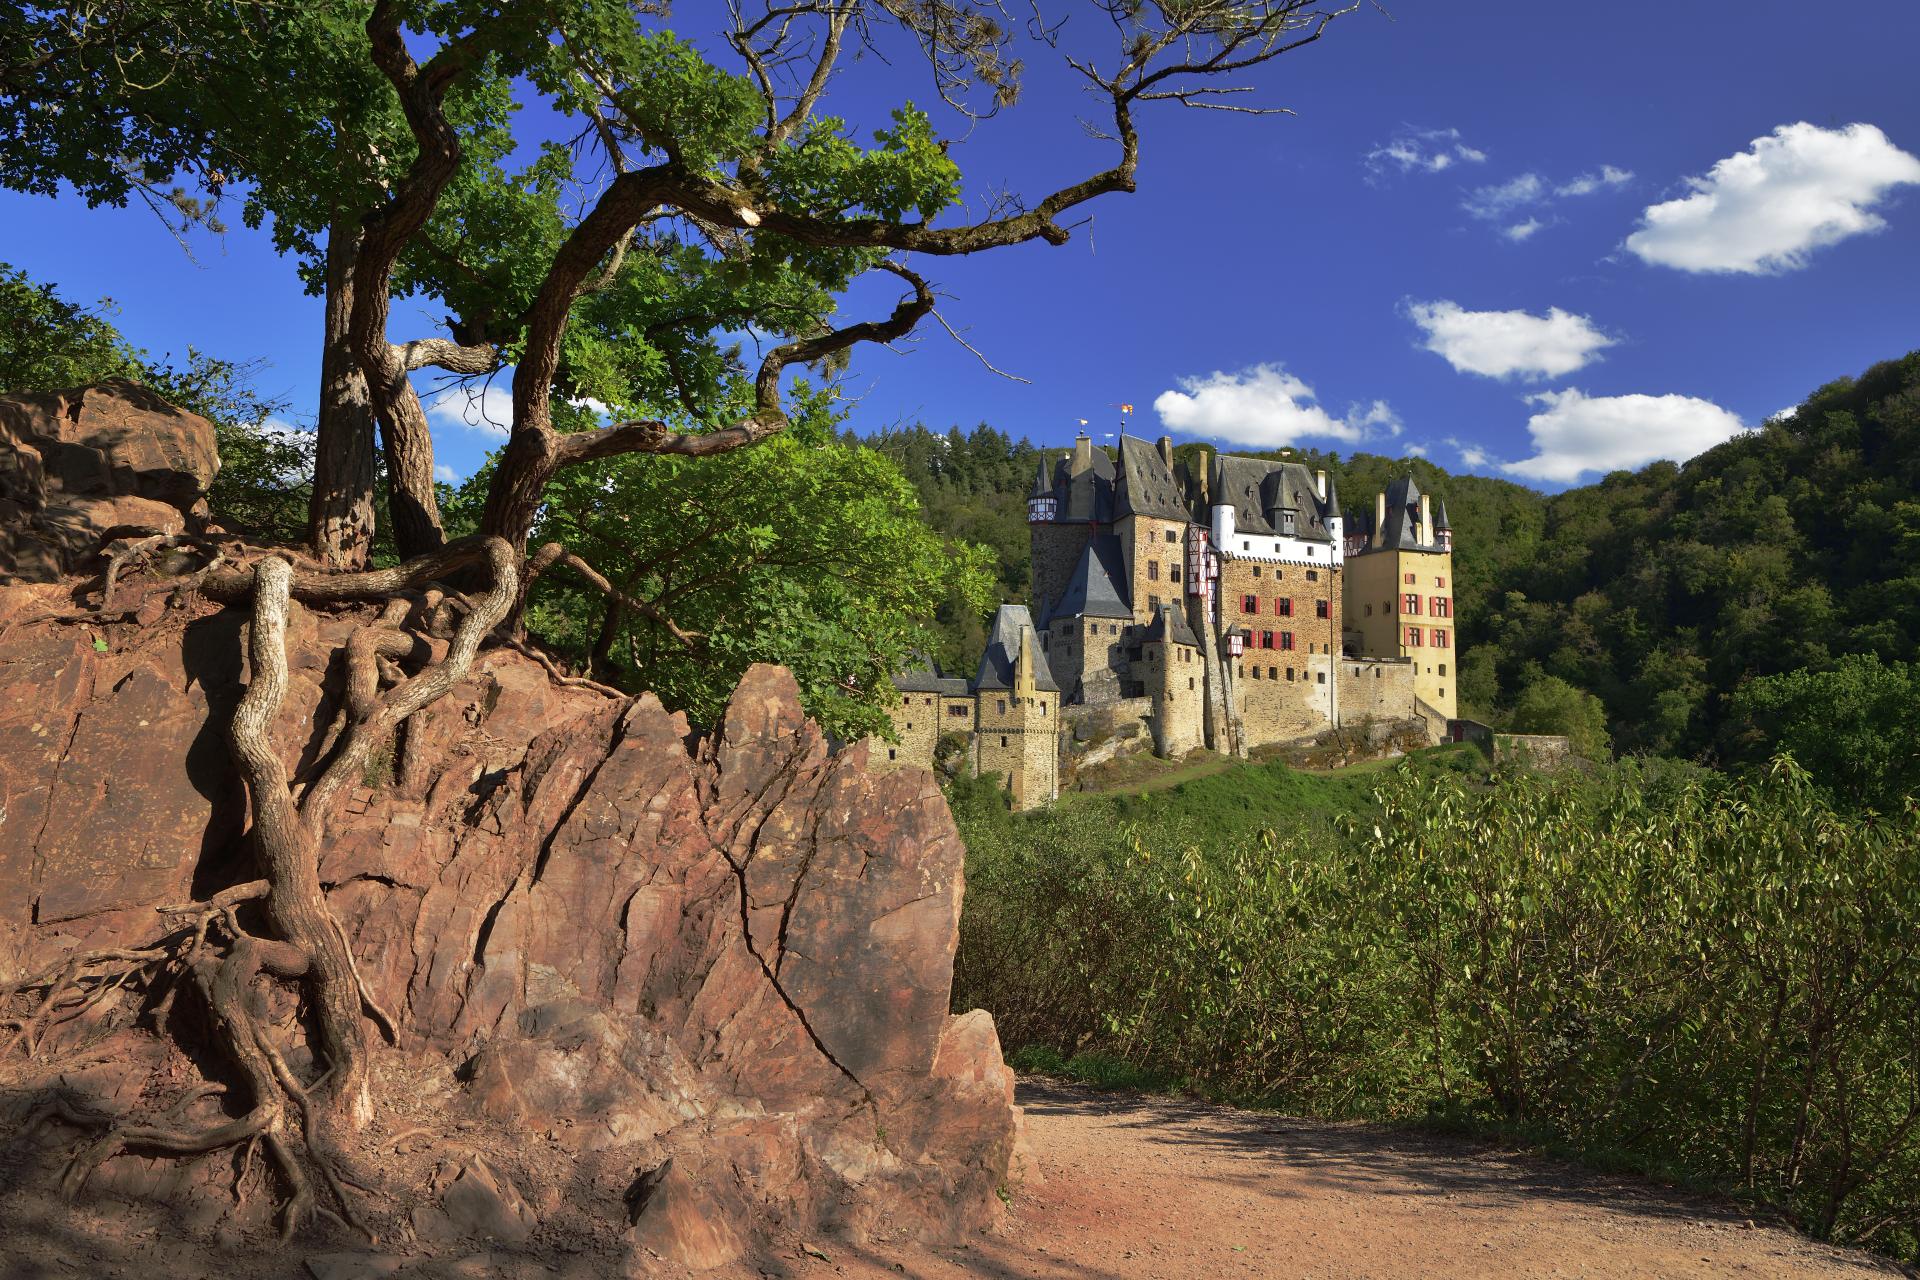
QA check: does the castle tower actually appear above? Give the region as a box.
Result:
[1028,433,1111,627]
[972,605,1060,809]
[1341,474,1457,722]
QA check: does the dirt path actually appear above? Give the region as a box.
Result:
[824,1082,1907,1280]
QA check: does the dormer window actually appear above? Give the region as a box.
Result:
[1279,508,1298,535]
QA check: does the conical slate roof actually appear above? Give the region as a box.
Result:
[1324,478,1343,520]
[1029,458,1050,499]
[1052,535,1132,621]
[974,605,1060,693]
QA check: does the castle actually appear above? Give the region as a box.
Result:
[869,432,1459,808]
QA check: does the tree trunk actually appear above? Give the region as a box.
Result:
[307,223,378,570]
[371,353,447,561]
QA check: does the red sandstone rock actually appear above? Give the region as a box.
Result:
[0,379,218,582]
[0,594,1022,1265]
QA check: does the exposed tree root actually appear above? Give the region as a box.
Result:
[6,535,520,1240]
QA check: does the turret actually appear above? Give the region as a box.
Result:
[1026,457,1057,523]
[1434,496,1453,551]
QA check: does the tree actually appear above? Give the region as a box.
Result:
[1508,674,1611,761]
[456,389,997,740]
[1728,654,1920,811]
[0,1,1366,1234]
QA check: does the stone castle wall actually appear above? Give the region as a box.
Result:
[1029,522,1091,626]
[1336,656,1418,726]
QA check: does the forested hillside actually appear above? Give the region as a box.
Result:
[880,348,1920,781]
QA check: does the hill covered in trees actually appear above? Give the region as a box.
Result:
[879,349,1920,794]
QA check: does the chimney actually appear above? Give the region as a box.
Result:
[1375,490,1387,532]
[1314,468,1328,501]
[1072,431,1093,476]
[1419,493,1433,545]
[1157,435,1174,469]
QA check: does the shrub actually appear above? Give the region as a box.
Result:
[954,757,1920,1260]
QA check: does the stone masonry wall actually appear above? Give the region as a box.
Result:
[1336,656,1418,726]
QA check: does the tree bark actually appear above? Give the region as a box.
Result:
[306,222,378,570]
[368,348,447,560]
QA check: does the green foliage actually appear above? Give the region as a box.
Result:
[1506,673,1611,759]
[1728,653,1920,810]
[955,758,1920,1260]
[448,389,996,741]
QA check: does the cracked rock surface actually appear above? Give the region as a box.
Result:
[0,586,1020,1269]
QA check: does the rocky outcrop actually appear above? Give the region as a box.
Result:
[0,379,219,583]
[0,597,1021,1269]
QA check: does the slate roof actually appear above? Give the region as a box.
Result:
[974,604,1060,693]
[1115,435,1188,521]
[1210,455,1335,543]
[1364,474,1445,552]
[1048,438,1116,523]
[1143,602,1199,649]
[1028,459,1050,499]
[1052,535,1133,621]
[891,651,970,696]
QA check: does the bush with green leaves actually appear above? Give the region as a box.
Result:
[954,756,1920,1260]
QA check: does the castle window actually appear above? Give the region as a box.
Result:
[1317,672,1326,684]
[1306,570,1319,582]
[949,704,969,717]
[1269,666,1277,680]
[1251,666,1262,680]
[1439,663,1448,677]
[1365,604,1373,617]
[1039,702,1047,715]
[1261,630,1274,649]
[1431,597,1451,618]
[888,749,897,760]
[1164,529,1177,543]
[925,696,934,705]
[1403,593,1422,615]
[1405,626,1423,647]
[1188,677,1195,690]
[1433,630,1451,649]
[906,722,912,730]
[1404,572,1417,585]
[1243,541,1250,551]
[1148,561,1160,581]
[1171,564,1182,583]
[1436,576,1447,587]
[1280,631,1296,651]
[1276,598,1292,617]
[1001,736,1008,747]
[1110,624,1119,635]
[1252,567,1261,579]
[998,699,1007,713]
[1374,668,1381,679]
[1242,594,1258,613]
[1316,599,1330,619]
[1287,667,1295,681]
[1279,509,1297,535]
[1440,687,1446,698]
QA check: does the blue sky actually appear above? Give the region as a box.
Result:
[4,1,1919,491]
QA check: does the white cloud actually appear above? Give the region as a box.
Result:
[1555,165,1634,197]
[1406,300,1616,381]
[1771,405,1799,422]
[1465,164,1632,238]
[1626,122,1920,274]
[1404,443,1429,457]
[1153,365,1387,448]
[568,396,613,420]
[1367,127,1488,178]
[1465,172,1545,219]
[426,384,512,437]
[433,464,461,484]
[1458,444,1493,469]
[1505,388,1747,484]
